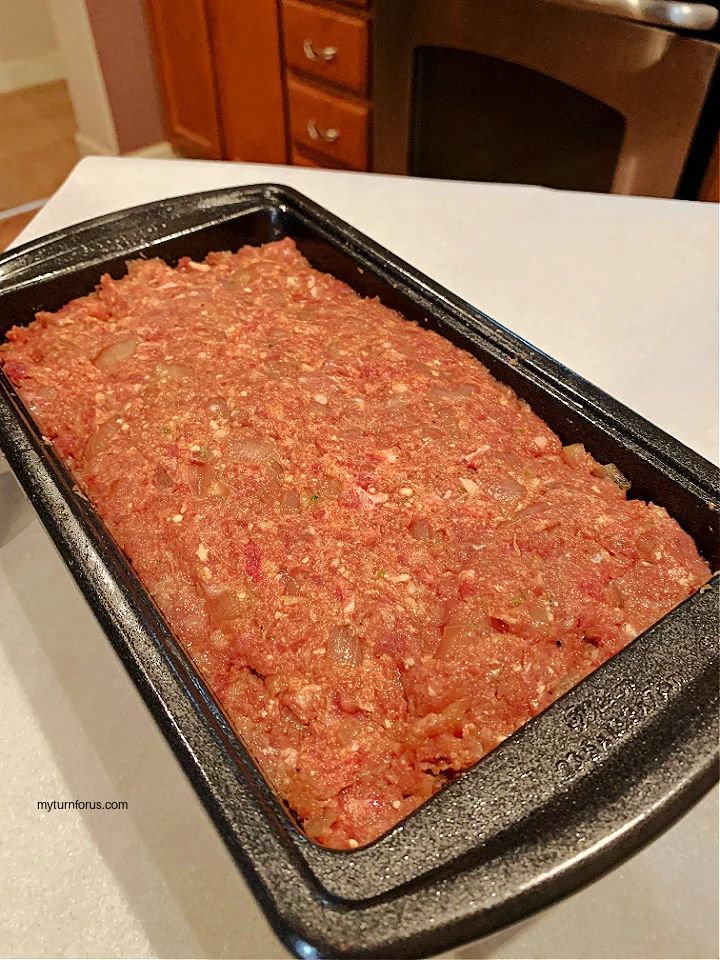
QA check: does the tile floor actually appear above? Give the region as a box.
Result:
[0,79,80,251]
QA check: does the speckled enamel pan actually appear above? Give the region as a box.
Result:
[0,185,717,959]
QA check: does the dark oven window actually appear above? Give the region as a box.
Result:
[410,46,626,192]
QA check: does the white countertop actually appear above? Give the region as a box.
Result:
[0,157,717,960]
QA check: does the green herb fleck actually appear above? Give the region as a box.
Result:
[510,597,523,606]
[199,446,210,460]
[162,427,171,436]
[309,493,320,505]
[377,569,386,579]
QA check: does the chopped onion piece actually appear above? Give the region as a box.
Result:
[206,590,246,623]
[205,396,230,420]
[84,418,118,459]
[441,699,472,728]
[409,519,432,541]
[228,435,278,463]
[562,443,586,467]
[510,503,546,524]
[279,570,300,596]
[265,674,289,697]
[488,476,525,502]
[35,385,57,400]
[94,336,137,371]
[184,462,230,499]
[153,464,174,489]
[607,580,624,608]
[428,385,474,400]
[436,622,481,659]
[526,599,550,629]
[321,477,343,498]
[636,529,662,562]
[281,490,301,513]
[155,362,191,381]
[553,667,590,699]
[337,715,368,746]
[594,462,631,492]
[327,626,363,668]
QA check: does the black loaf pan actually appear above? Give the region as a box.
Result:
[0,185,717,960]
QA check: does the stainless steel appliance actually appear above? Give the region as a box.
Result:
[373,0,720,196]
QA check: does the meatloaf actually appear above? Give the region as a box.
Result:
[0,238,711,848]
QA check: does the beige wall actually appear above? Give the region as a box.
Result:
[46,0,118,155]
[0,0,63,92]
[84,0,164,154]
[0,0,57,61]
[1,0,167,155]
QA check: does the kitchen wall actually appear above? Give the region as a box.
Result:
[84,0,165,154]
[0,0,63,93]
[42,0,166,158]
[46,0,118,155]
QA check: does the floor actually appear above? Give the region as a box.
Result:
[0,79,80,251]
[0,210,39,252]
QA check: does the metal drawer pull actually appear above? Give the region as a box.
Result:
[542,0,718,31]
[303,38,338,62]
[307,119,340,143]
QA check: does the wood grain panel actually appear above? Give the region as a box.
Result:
[291,145,323,167]
[288,76,369,170]
[291,143,347,168]
[283,0,369,97]
[208,0,288,163]
[145,0,223,159]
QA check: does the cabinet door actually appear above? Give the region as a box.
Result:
[145,0,223,159]
[288,77,369,170]
[282,0,370,98]
[208,0,288,164]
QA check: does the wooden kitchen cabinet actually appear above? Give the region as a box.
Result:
[145,0,223,159]
[288,77,370,169]
[208,0,287,163]
[283,0,370,97]
[146,0,372,170]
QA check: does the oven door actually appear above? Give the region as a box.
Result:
[373,0,719,196]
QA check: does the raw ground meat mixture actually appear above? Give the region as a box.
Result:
[0,238,711,848]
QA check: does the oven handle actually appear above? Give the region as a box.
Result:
[543,0,718,30]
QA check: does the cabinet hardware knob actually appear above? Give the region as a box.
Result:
[307,119,339,142]
[303,38,338,62]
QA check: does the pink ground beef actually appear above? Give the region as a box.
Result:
[0,238,711,848]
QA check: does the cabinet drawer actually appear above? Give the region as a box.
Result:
[292,146,323,168]
[282,0,369,97]
[288,77,369,170]
[292,144,346,169]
